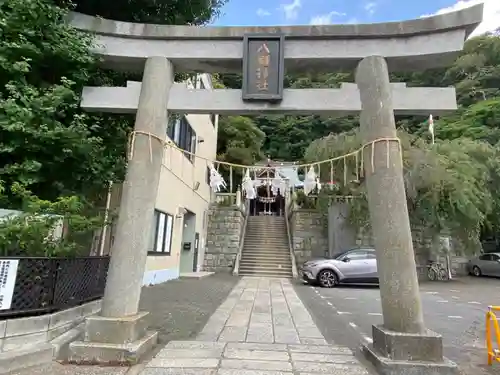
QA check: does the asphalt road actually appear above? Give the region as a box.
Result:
[295,276,500,375]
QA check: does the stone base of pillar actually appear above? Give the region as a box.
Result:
[68,312,158,365]
[362,325,459,375]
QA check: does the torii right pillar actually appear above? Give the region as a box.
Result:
[356,55,458,375]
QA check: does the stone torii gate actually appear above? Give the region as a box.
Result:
[68,6,482,374]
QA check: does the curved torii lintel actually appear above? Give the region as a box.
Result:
[67,5,483,73]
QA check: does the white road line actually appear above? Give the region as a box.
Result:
[375,298,380,301]
[327,301,333,306]
[349,322,357,328]
[448,315,463,319]
[452,296,460,300]
[468,301,481,305]
[425,292,439,295]
[320,295,325,299]
[337,311,352,315]
[450,289,460,293]
[344,297,357,300]
[437,300,448,303]
[363,336,373,343]
[368,312,382,316]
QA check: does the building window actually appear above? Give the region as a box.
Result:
[166,116,196,163]
[150,210,173,255]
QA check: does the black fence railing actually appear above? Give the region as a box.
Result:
[0,256,109,319]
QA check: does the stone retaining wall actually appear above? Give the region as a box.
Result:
[0,300,101,354]
[289,207,474,279]
[289,210,328,266]
[203,206,245,272]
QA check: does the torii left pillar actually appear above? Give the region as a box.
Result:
[69,57,174,364]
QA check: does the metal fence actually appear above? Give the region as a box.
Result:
[0,256,109,319]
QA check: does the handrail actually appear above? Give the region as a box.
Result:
[486,306,500,366]
[233,201,249,276]
[284,198,298,278]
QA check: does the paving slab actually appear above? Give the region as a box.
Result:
[139,277,371,375]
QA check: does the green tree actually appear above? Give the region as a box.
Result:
[67,0,228,25]
[304,130,500,252]
[0,182,105,257]
[0,0,120,205]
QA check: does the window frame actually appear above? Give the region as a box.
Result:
[342,250,371,261]
[149,209,174,256]
[166,116,196,163]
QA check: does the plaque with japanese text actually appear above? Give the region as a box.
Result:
[242,33,284,101]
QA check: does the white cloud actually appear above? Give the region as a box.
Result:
[364,2,377,16]
[310,11,346,25]
[256,8,271,17]
[280,0,301,21]
[421,0,500,37]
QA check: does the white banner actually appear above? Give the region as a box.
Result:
[0,260,19,310]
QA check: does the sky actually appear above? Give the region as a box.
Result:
[212,0,499,37]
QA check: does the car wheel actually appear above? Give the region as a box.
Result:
[472,266,482,277]
[318,269,338,288]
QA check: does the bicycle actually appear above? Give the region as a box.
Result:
[427,261,449,281]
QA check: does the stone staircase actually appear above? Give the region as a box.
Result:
[238,216,294,278]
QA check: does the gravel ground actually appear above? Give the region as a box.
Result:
[12,274,240,375]
[139,273,240,345]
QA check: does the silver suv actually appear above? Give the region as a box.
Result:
[300,248,378,288]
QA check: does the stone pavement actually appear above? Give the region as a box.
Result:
[140,277,371,375]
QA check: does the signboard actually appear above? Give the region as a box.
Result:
[0,260,18,310]
[242,33,285,102]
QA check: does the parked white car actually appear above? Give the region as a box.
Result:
[468,252,500,277]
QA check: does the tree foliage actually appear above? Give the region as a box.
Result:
[0,182,105,257]
[0,0,224,255]
[304,130,500,251]
[67,0,228,25]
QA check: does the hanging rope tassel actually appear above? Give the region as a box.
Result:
[343,157,347,186]
[329,160,334,189]
[355,152,359,182]
[229,165,233,194]
[386,140,390,168]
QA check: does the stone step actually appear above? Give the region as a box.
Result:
[246,225,286,229]
[240,258,292,265]
[241,252,291,258]
[243,245,289,250]
[239,265,293,272]
[239,267,293,273]
[0,343,54,374]
[239,270,293,277]
[248,217,286,221]
[244,236,288,241]
[242,250,290,255]
[244,243,288,246]
[242,251,291,257]
[245,241,288,244]
[246,230,287,235]
[244,237,288,242]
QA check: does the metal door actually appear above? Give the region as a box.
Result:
[193,233,200,272]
